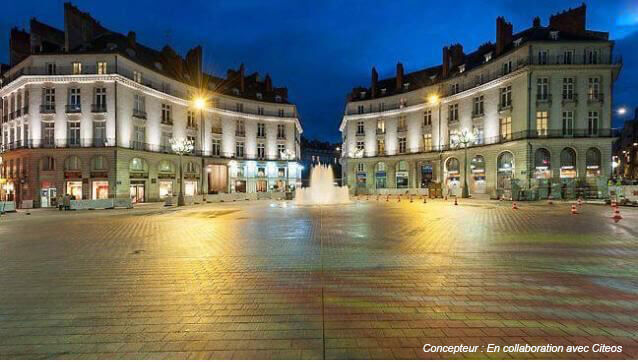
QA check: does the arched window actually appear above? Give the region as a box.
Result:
[158,160,175,174]
[41,156,55,171]
[586,147,601,177]
[129,157,147,172]
[375,162,386,172]
[470,155,485,173]
[356,163,366,186]
[497,152,514,190]
[185,161,197,174]
[91,156,108,171]
[446,158,460,173]
[560,148,577,178]
[534,148,551,179]
[497,152,514,172]
[375,162,387,188]
[64,156,82,171]
[396,160,409,188]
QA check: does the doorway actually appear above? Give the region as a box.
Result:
[130,182,145,203]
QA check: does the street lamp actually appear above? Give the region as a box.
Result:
[451,128,476,198]
[170,137,194,206]
[281,149,296,191]
[193,96,206,196]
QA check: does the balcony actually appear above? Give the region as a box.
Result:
[160,118,173,126]
[561,93,578,105]
[397,126,407,133]
[471,111,484,119]
[256,132,266,139]
[587,93,604,104]
[65,104,82,113]
[498,102,513,112]
[376,128,385,135]
[356,131,365,137]
[211,127,222,134]
[132,109,147,119]
[536,93,552,105]
[91,104,107,113]
[40,105,56,114]
[277,134,286,140]
[235,130,246,137]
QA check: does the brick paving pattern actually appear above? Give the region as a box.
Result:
[0,199,637,359]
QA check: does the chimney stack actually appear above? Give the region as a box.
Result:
[396,62,404,91]
[532,17,541,27]
[496,16,513,55]
[449,44,464,68]
[127,31,136,48]
[371,67,378,98]
[239,63,245,93]
[264,74,273,92]
[441,46,450,78]
[549,3,586,34]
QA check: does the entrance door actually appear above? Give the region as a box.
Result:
[40,188,57,208]
[420,165,433,188]
[130,183,145,203]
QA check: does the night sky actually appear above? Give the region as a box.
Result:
[1,0,637,142]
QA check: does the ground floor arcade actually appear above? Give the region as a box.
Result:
[344,138,614,199]
[0,147,301,208]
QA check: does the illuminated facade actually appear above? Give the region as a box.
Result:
[340,4,621,199]
[0,3,302,206]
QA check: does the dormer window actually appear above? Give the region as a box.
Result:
[484,52,493,63]
[232,88,240,95]
[380,88,387,95]
[514,38,523,47]
[429,74,437,81]
[459,64,466,73]
[256,92,263,100]
[275,95,282,102]
[360,91,366,98]
[154,62,163,71]
[403,82,410,90]
[550,31,559,40]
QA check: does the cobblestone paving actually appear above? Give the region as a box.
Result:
[0,199,637,359]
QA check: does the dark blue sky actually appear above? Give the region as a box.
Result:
[1,0,637,141]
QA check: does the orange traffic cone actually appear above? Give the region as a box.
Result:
[423,196,427,204]
[454,196,458,206]
[571,204,578,215]
[410,195,414,203]
[577,197,583,207]
[397,195,401,203]
[612,207,622,221]
[611,199,617,208]
[512,202,519,210]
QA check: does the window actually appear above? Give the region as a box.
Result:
[42,122,55,146]
[356,163,365,172]
[68,88,81,111]
[472,96,484,116]
[187,136,196,152]
[97,62,107,74]
[560,148,577,178]
[536,78,549,100]
[42,156,55,171]
[502,60,512,74]
[586,148,601,177]
[278,108,284,117]
[499,85,512,108]
[256,93,263,101]
[473,125,484,144]
[536,111,548,136]
[94,87,106,110]
[450,83,460,94]
[537,50,548,65]
[132,125,146,150]
[588,111,599,136]
[277,124,286,139]
[588,77,601,100]
[43,88,55,111]
[235,103,243,112]
[448,104,459,122]
[93,121,106,146]
[257,123,266,138]
[398,116,407,131]
[92,156,107,171]
[379,103,385,112]
[423,110,432,126]
[357,120,365,135]
[235,141,245,158]
[68,121,80,146]
[357,105,364,114]
[398,137,407,153]
[257,106,264,115]
[236,119,245,136]
[211,139,221,156]
[356,141,365,151]
[46,63,56,75]
[499,116,512,140]
[134,94,145,112]
[587,49,599,65]
[423,133,432,151]
[377,139,385,154]
[257,143,265,159]
[187,110,196,129]
[562,77,575,100]
[562,111,574,136]
[160,131,172,152]
[161,104,172,124]
[563,50,574,64]
[377,119,385,133]
[72,62,82,75]
[133,71,142,83]
[277,144,286,157]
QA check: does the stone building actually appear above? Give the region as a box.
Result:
[0,3,302,206]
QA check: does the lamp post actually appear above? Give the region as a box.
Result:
[281,149,295,192]
[193,96,206,196]
[170,137,194,206]
[451,128,476,198]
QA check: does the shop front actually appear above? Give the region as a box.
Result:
[375,162,387,189]
[497,152,514,196]
[40,180,57,208]
[92,180,109,200]
[395,160,409,189]
[586,148,601,178]
[420,163,433,188]
[445,158,461,196]
[470,155,486,194]
[207,164,228,194]
[560,148,577,180]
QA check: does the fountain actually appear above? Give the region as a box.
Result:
[295,164,350,205]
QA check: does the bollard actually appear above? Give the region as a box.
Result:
[454,196,458,206]
[612,207,622,221]
[571,204,578,215]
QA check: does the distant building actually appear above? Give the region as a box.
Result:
[0,3,302,206]
[614,108,638,180]
[339,4,621,199]
[300,138,341,186]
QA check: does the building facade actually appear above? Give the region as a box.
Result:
[340,5,621,199]
[0,3,302,207]
[614,108,638,180]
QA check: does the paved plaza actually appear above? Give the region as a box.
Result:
[0,199,637,359]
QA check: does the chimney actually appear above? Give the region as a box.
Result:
[127,31,136,48]
[239,64,245,93]
[371,67,378,98]
[549,3,586,34]
[496,16,513,55]
[533,17,541,27]
[395,62,404,91]
[264,74,273,92]
[441,46,450,78]
[449,44,464,68]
